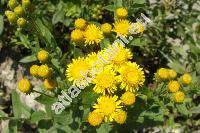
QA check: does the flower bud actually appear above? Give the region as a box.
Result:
[5,11,17,23]
[17,17,27,28]
[8,0,18,9]
[14,5,25,16]
[22,0,31,8]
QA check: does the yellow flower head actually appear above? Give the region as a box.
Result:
[168,80,180,93]
[108,43,132,68]
[5,11,17,23]
[8,0,18,9]
[120,92,136,105]
[44,79,57,91]
[22,0,31,8]
[66,57,90,86]
[129,22,145,34]
[116,7,128,19]
[17,17,27,28]
[113,19,131,37]
[101,23,112,34]
[75,18,86,30]
[157,68,169,80]
[93,66,117,95]
[174,91,185,103]
[18,78,31,93]
[30,65,39,76]
[168,69,177,79]
[88,111,103,126]
[14,5,24,16]
[37,65,51,78]
[93,95,122,122]
[84,24,103,45]
[71,29,84,43]
[182,73,192,85]
[113,110,127,124]
[118,62,145,92]
[37,50,49,63]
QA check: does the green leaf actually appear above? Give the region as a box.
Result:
[100,38,110,49]
[96,123,112,133]
[0,110,8,117]
[104,5,115,12]
[81,91,99,105]
[35,95,56,105]
[176,104,189,116]
[19,54,37,63]
[52,1,65,24]
[168,60,185,74]
[0,15,4,35]
[8,119,18,133]
[134,0,146,4]
[31,111,46,123]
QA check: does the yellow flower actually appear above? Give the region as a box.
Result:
[174,91,185,103]
[129,22,145,33]
[101,23,112,34]
[120,92,136,105]
[84,24,103,45]
[157,68,168,80]
[93,95,122,122]
[108,43,132,69]
[182,73,192,85]
[44,79,57,91]
[168,69,177,79]
[18,78,31,93]
[113,19,131,37]
[66,58,90,86]
[17,18,27,28]
[88,111,103,126]
[113,110,127,124]
[93,66,117,95]
[75,18,86,30]
[30,65,39,76]
[37,65,51,78]
[168,81,180,93]
[37,50,49,63]
[118,62,145,92]
[14,5,24,16]
[22,0,31,8]
[71,29,84,43]
[116,7,128,19]
[5,11,17,23]
[8,0,18,9]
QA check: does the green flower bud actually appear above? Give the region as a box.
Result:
[14,5,24,16]
[17,18,27,28]
[5,11,17,23]
[8,0,18,9]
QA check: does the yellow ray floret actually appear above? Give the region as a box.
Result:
[84,24,103,45]
[93,95,122,122]
[66,57,90,86]
[92,65,117,95]
[113,19,131,37]
[118,62,145,92]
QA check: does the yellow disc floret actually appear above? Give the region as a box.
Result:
[44,79,57,91]
[101,23,112,34]
[30,65,39,76]
[118,62,145,92]
[88,111,103,126]
[129,22,145,34]
[168,80,180,93]
[74,18,86,30]
[174,91,185,103]
[18,78,31,93]
[120,92,136,105]
[14,5,24,16]
[157,68,169,80]
[113,19,131,37]
[182,73,192,85]
[37,65,51,78]
[84,24,103,45]
[37,50,49,63]
[71,29,84,43]
[116,7,128,19]
[93,95,122,122]
[113,110,127,124]
[93,66,117,95]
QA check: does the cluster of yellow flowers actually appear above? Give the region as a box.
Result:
[18,50,57,93]
[156,68,192,103]
[70,7,145,46]
[5,0,31,28]
[66,42,145,126]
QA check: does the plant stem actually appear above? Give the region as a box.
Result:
[32,89,54,98]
